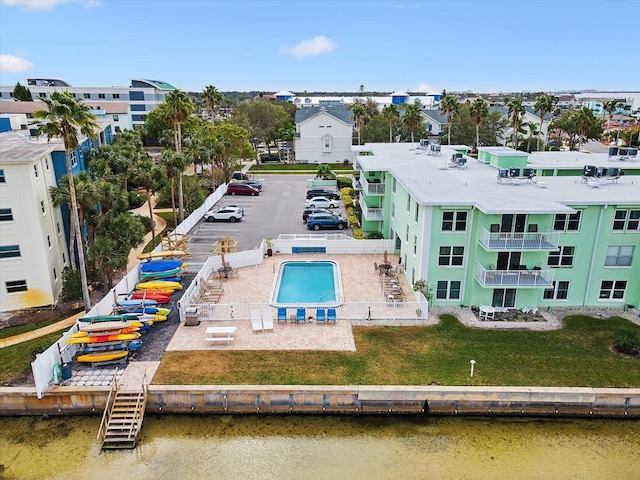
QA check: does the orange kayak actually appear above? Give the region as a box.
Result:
[67,333,140,344]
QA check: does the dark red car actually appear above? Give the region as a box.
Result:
[227,183,260,196]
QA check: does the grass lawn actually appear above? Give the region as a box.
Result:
[153,314,640,388]
[0,332,65,384]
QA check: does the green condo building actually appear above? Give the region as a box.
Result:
[354,143,639,309]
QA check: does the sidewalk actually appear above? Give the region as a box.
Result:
[126,195,168,272]
[0,312,84,349]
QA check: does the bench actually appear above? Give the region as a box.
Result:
[205,336,234,344]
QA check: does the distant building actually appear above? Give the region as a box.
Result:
[280,90,440,111]
[0,120,112,312]
[294,105,356,164]
[0,78,177,128]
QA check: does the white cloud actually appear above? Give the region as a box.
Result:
[0,0,102,10]
[0,54,34,73]
[280,36,336,59]
[416,83,437,93]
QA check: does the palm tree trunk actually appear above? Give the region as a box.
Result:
[65,150,91,312]
[147,189,156,248]
[175,122,185,223]
[68,212,77,270]
[389,122,393,143]
[475,123,480,150]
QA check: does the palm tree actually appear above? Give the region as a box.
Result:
[439,95,458,145]
[534,94,556,151]
[468,98,489,150]
[507,96,525,149]
[402,104,423,143]
[130,159,163,248]
[381,104,400,142]
[202,85,223,121]
[162,90,195,222]
[523,121,540,152]
[602,99,619,139]
[350,102,367,145]
[110,129,145,191]
[34,90,99,312]
[159,149,186,226]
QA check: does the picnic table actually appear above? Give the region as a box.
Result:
[205,326,237,345]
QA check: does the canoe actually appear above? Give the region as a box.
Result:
[71,327,139,338]
[79,321,142,332]
[79,314,140,323]
[136,280,183,290]
[118,306,171,315]
[67,333,140,344]
[140,260,185,273]
[117,299,158,307]
[140,267,183,279]
[130,290,171,301]
[137,250,187,260]
[128,339,143,350]
[84,341,128,352]
[77,350,128,363]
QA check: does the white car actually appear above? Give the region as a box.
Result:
[305,196,339,209]
[204,207,244,223]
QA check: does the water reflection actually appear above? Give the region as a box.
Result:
[1,415,638,479]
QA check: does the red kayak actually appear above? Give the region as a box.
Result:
[130,291,171,303]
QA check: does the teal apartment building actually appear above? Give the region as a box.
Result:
[354,144,640,309]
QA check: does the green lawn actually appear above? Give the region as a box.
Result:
[153,315,640,388]
[0,332,65,384]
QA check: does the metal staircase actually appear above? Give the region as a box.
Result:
[98,370,148,449]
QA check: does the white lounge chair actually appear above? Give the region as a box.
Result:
[262,308,274,331]
[251,309,263,332]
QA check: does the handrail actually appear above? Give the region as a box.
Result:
[97,368,119,440]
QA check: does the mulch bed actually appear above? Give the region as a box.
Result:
[471,306,546,322]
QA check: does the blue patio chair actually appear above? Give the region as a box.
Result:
[316,309,326,324]
[277,307,287,323]
[296,307,306,323]
[327,308,336,324]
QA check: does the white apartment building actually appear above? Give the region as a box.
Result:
[294,106,356,164]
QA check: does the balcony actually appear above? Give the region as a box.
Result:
[358,193,384,221]
[475,262,554,288]
[360,176,385,196]
[353,177,362,191]
[478,228,559,251]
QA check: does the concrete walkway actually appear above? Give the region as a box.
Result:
[126,194,168,272]
[0,312,85,348]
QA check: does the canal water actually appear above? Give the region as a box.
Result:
[1,415,638,479]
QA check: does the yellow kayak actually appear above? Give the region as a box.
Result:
[77,350,128,363]
[136,280,183,290]
[137,250,188,260]
[78,321,142,332]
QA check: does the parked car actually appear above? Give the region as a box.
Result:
[241,180,263,190]
[204,207,244,223]
[227,183,260,196]
[306,213,348,231]
[305,196,339,209]
[306,188,340,200]
[302,207,337,222]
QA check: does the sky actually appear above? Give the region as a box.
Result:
[1,0,639,94]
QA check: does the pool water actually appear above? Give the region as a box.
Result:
[271,261,341,304]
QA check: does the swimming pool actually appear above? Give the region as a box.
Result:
[269,261,343,307]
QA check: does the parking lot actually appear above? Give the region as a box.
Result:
[184,175,350,273]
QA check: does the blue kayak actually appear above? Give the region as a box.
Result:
[140,260,184,273]
[117,299,157,307]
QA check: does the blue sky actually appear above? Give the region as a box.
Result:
[1,0,638,94]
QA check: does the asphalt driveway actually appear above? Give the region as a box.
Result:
[185,175,349,273]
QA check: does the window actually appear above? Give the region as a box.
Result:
[438,246,464,266]
[391,203,395,219]
[62,252,66,264]
[131,114,147,122]
[413,235,417,254]
[322,136,332,152]
[41,200,45,213]
[405,225,409,242]
[56,222,61,234]
[406,196,411,212]
[436,280,461,300]
[38,92,46,98]
[70,93,76,98]
[6,280,27,293]
[605,246,634,267]
[553,211,581,231]
[0,169,5,182]
[129,91,144,101]
[544,281,569,300]
[113,115,119,122]
[69,150,77,167]
[33,164,38,177]
[113,93,120,99]
[613,209,640,231]
[0,245,20,258]
[83,93,90,99]
[442,211,467,232]
[0,208,13,221]
[53,268,57,280]
[47,235,51,248]
[98,93,105,99]
[548,246,575,267]
[45,158,49,170]
[114,126,122,133]
[599,280,627,300]
[392,178,396,194]
[130,104,146,111]
[415,203,419,222]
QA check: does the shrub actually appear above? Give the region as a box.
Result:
[352,227,364,239]
[613,328,640,355]
[337,176,353,189]
[347,214,360,229]
[365,231,384,239]
[128,191,146,209]
[343,194,353,209]
[61,266,82,301]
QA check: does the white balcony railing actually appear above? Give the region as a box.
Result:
[474,262,554,288]
[358,193,384,221]
[360,176,385,196]
[478,228,560,251]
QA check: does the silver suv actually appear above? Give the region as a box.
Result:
[204,206,244,223]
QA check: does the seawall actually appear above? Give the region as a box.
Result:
[1,385,639,417]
